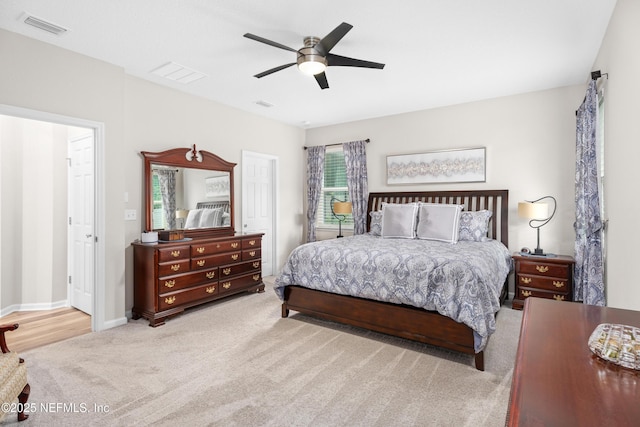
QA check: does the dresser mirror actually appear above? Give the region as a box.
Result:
[142,145,236,238]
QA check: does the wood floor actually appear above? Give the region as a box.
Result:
[0,307,91,354]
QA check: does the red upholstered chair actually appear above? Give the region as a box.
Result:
[0,324,30,421]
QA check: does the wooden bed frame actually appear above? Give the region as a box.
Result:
[281,189,509,371]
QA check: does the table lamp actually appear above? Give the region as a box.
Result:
[518,196,556,256]
[331,198,352,238]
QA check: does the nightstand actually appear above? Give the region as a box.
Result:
[512,253,574,310]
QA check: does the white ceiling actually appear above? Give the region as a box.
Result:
[0,0,617,129]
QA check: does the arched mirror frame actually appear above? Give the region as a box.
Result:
[142,145,236,239]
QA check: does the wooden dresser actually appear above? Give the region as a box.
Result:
[132,233,264,326]
[512,253,574,310]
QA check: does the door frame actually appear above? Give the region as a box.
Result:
[0,104,105,332]
[241,150,278,277]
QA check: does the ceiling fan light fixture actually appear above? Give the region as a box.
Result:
[298,58,326,75]
[297,40,327,75]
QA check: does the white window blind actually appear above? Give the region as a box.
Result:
[316,146,353,228]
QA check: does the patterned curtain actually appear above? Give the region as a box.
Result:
[156,169,177,230]
[574,80,605,306]
[306,146,325,242]
[343,140,369,235]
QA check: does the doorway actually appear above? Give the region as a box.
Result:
[241,150,278,277]
[0,104,105,332]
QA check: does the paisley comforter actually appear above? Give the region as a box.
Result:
[274,234,512,352]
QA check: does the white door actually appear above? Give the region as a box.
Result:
[242,151,277,277]
[68,133,95,314]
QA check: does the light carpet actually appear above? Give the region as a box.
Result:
[3,279,522,426]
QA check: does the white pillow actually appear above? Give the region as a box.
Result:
[416,203,463,243]
[381,203,419,239]
[184,209,203,229]
[198,208,223,228]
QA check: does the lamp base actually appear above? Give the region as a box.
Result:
[533,248,545,256]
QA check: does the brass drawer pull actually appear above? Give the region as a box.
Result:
[206,271,215,279]
[553,281,564,288]
[252,274,260,281]
[164,280,175,288]
[253,261,260,269]
[171,250,181,257]
[222,282,231,289]
[553,295,565,301]
[536,265,549,273]
[522,290,532,297]
[249,251,256,257]
[171,264,180,272]
[232,242,239,248]
[196,247,205,254]
[249,240,256,246]
[231,254,239,261]
[521,277,532,284]
[197,260,205,267]
[223,268,231,275]
[165,296,176,305]
[205,286,216,294]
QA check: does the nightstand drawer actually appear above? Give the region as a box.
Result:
[518,275,570,292]
[519,261,570,278]
[518,287,570,302]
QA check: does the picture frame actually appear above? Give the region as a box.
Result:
[386,147,486,184]
[205,175,230,198]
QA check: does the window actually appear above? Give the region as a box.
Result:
[316,147,353,228]
[151,172,165,229]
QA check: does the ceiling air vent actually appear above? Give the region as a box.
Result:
[255,100,274,108]
[22,14,68,36]
[151,62,207,84]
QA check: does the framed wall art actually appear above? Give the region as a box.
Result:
[386,147,486,185]
[205,174,230,198]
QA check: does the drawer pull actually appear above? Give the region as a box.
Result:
[165,296,176,305]
[536,265,549,273]
[521,277,532,284]
[216,244,221,249]
[222,282,231,289]
[249,240,256,246]
[196,247,205,254]
[252,274,260,281]
[522,290,532,297]
[223,268,231,275]
[253,261,260,269]
[553,281,564,288]
[231,242,239,249]
[249,251,256,257]
[205,286,216,294]
[206,271,216,279]
[164,280,175,288]
[231,254,239,261]
[171,264,180,272]
[197,260,206,267]
[171,250,181,257]
[553,295,565,301]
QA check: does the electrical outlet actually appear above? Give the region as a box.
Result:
[124,209,137,221]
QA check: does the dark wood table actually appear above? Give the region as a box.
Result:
[507,297,640,426]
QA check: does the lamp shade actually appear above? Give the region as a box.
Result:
[333,201,352,214]
[175,209,189,219]
[518,202,548,220]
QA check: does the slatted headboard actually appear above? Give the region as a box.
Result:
[367,190,509,247]
[195,200,230,212]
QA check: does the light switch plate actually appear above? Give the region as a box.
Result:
[124,209,137,221]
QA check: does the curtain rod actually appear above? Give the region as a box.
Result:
[591,70,608,80]
[303,138,370,150]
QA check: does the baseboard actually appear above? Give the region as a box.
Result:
[0,300,70,318]
[102,316,128,330]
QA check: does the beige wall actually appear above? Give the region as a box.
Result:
[592,0,640,311]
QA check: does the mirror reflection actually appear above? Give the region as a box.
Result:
[151,165,230,230]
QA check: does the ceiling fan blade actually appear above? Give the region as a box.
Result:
[254,63,296,78]
[314,72,329,89]
[315,22,353,56]
[326,53,385,69]
[243,33,298,53]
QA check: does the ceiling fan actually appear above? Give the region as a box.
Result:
[243,22,385,89]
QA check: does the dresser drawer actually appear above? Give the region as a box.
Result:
[242,248,261,260]
[219,272,262,295]
[519,261,570,279]
[157,268,218,294]
[518,275,569,292]
[191,252,242,270]
[158,259,191,276]
[219,260,261,279]
[518,287,570,302]
[191,240,242,257]
[242,237,261,249]
[157,245,190,262]
[158,282,220,311]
